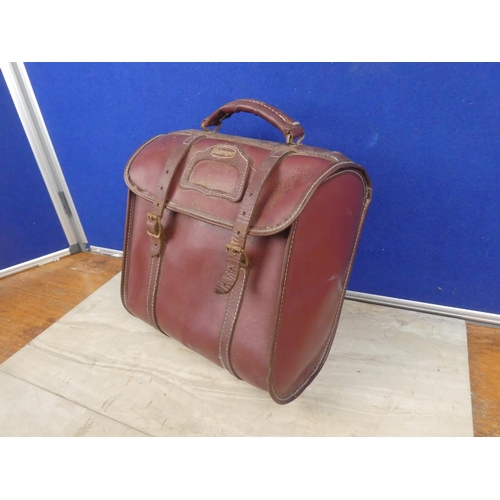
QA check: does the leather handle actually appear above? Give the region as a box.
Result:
[201,99,305,145]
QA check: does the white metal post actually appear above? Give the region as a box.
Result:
[0,62,88,253]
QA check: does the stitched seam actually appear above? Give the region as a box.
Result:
[169,167,360,235]
[314,152,339,161]
[268,222,298,393]
[146,257,159,328]
[239,99,288,123]
[180,144,249,202]
[270,171,369,402]
[218,283,234,369]
[224,268,246,376]
[127,157,364,235]
[247,167,362,235]
[180,183,239,202]
[151,255,162,330]
[123,134,166,185]
[126,141,341,201]
[272,176,369,401]
[169,203,232,228]
[121,134,167,315]
[255,162,354,231]
[215,148,291,294]
[124,132,195,196]
[155,169,352,235]
[146,134,200,329]
[121,194,135,311]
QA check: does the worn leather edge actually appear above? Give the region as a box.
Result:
[267,170,373,404]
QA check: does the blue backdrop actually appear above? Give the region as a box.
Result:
[16,62,500,314]
[0,70,67,268]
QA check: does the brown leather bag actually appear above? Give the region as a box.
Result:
[121,99,372,404]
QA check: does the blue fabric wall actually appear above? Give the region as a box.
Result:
[0,70,67,268]
[21,63,500,313]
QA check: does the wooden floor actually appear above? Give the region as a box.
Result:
[0,253,122,364]
[467,324,500,437]
[0,252,499,437]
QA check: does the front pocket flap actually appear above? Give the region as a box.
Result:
[124,131,369,236]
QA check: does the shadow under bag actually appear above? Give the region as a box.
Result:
[121,99,372,404]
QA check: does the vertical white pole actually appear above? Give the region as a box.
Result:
[0,62,88,253]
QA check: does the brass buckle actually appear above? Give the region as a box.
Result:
[225,243,250,267]
[146,213,162,239]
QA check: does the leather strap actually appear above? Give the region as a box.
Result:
[201,99,305,145]
[218,267,248,377]
[145,134,200,329]
[214,146,295,295]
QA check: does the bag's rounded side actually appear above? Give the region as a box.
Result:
[268,169,371,404]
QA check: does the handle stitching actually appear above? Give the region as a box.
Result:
[238,98,289,123]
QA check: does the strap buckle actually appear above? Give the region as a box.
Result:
[225,243,250,267]
[146,213,162,239]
